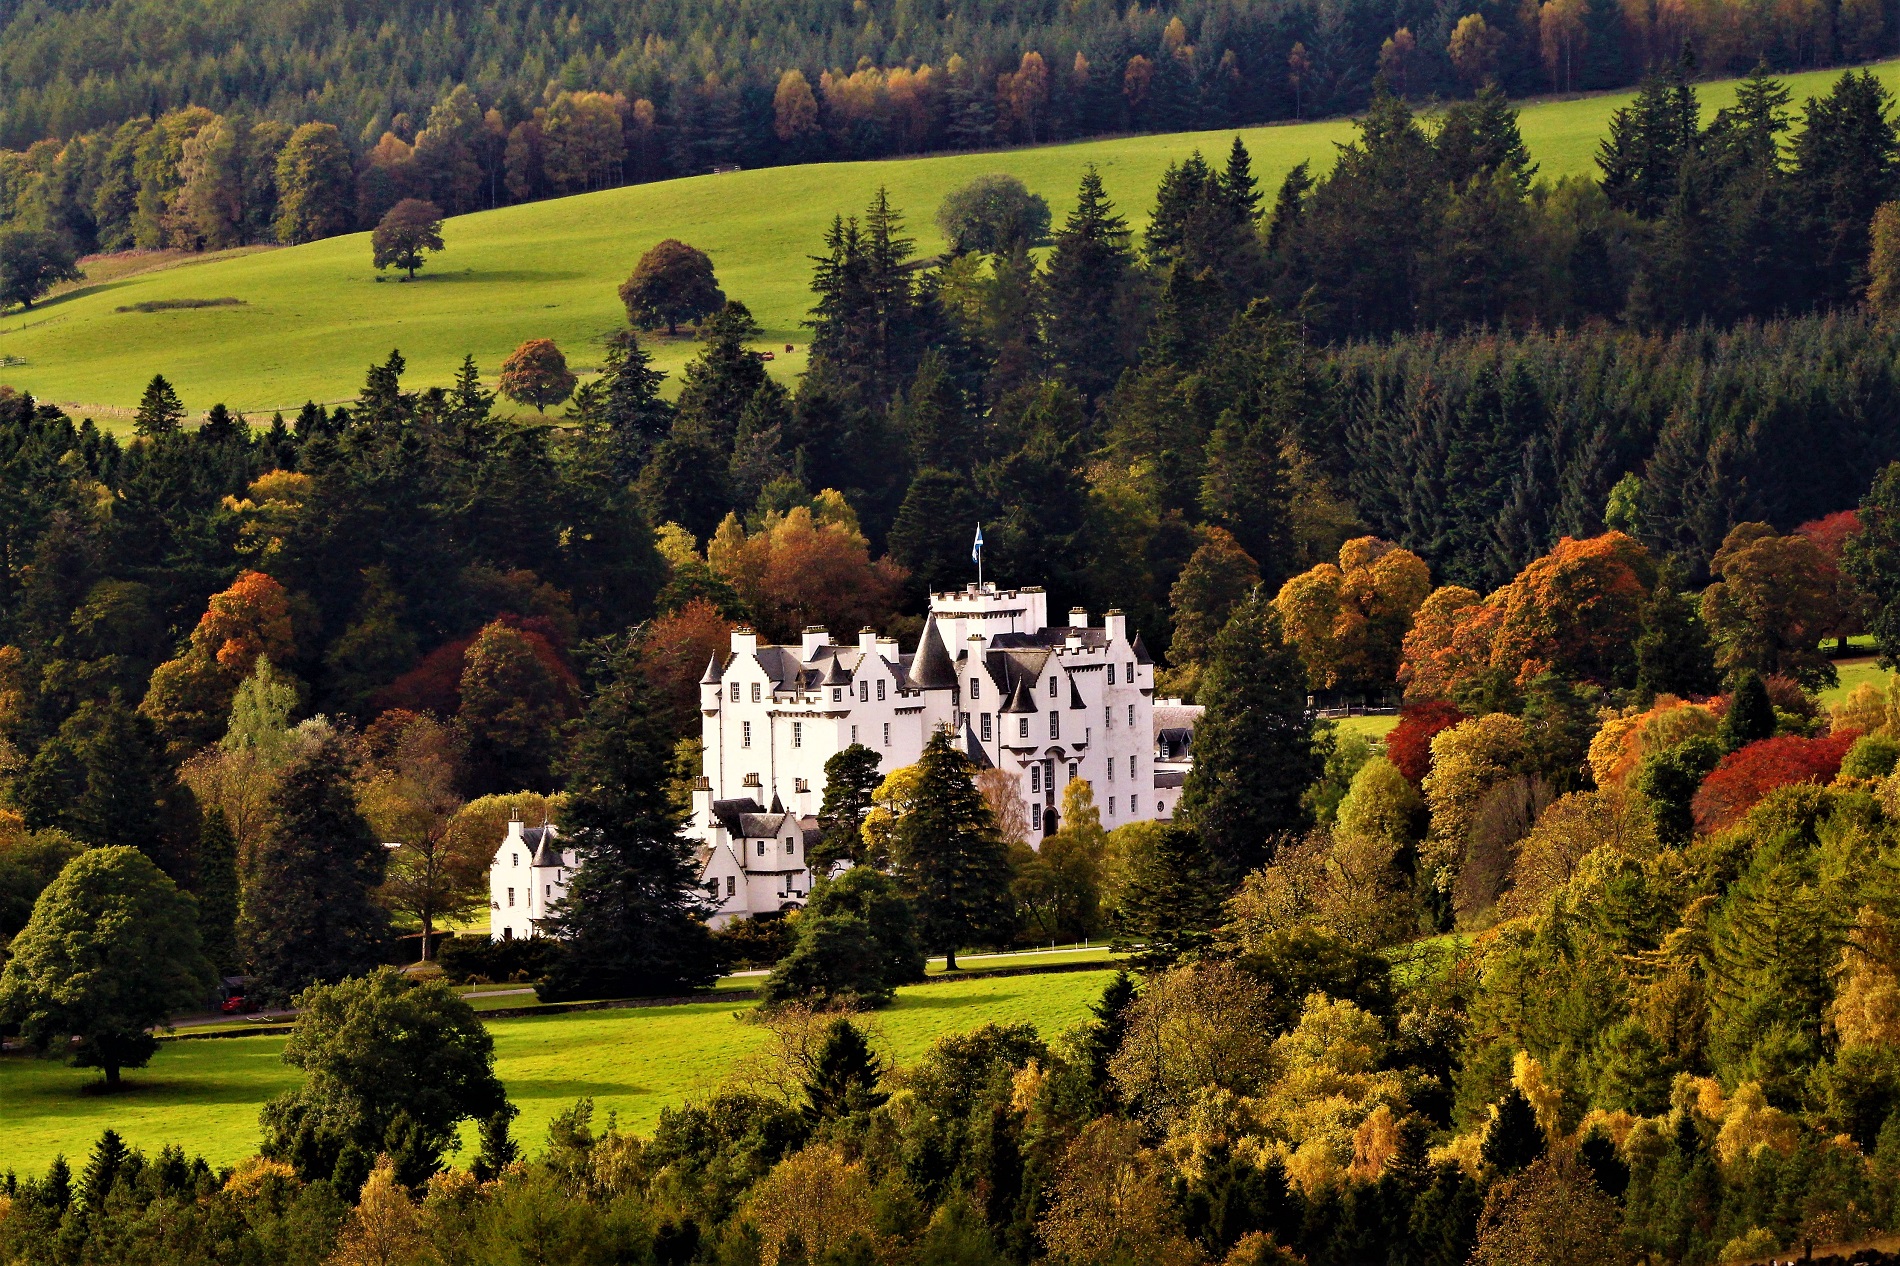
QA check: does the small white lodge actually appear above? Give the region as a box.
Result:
[692,582,1166,926]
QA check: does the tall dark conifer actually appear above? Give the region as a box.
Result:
[1044,166,1139,402]
[1177,590,1317,880]
[539,633,718,1001]
[891,727,1012,971]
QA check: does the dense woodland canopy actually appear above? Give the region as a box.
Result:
[18,63,1900,1266]
[3,0,1900,253]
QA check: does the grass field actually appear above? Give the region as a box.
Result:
[0,967,1116,1178]
[3,60,1895,421]
[1822,656,1896,711]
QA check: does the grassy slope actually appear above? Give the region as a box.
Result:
[0,967,1114,1177]
[4,60,1896,419]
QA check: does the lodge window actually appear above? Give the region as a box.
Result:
[743,721,752,747]
[730,682,739,702]
[1108,664,1116,685]
[793,722,803,748]
[981,714,992,741]
[1019,716,1029,738]
[1049,713,1059,739]
[877,680,886,700]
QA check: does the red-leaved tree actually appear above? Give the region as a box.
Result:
[1691,730,1860,835]
[1386,700,1467,787]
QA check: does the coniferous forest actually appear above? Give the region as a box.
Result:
[19,56,1900,1266]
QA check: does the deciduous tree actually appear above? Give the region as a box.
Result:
[619,239,724,335]
[369,198,444,279]
[498,338,577,413]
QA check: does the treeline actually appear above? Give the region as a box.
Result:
[3,0,1900,248]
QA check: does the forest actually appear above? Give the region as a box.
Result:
[2,0,1900,255]
[15,64,1900,1266]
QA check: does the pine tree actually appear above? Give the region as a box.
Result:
[803,1017,889,1123]
[133,374,185,437]
[1196,302,1303,587]
[1177,591,1317,880]
[1848,461,1900,664]
[1043,165,1138,402]
[78,1130,129,1209]
[675,301,767,448]
[239,728,391,1003]
[1079,971,1138,1097]
[1118,822,1226,964]
[195,806,240,975]
[890,469,982,599]
[1219,136,1262,222]
[891,727,1013,971]
[1598,54,1700,219]
[1145,152,1215,265]
[1792,70,1900,307]
[1721,669,1776,750]
[538,633,718,1001]
[1435,83,1537,191]
[1480,1088,1545,1174]
[813,742,883,869]
[472,1105,521,1181]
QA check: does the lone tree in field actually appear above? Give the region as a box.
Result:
[133,373,185,437]
[891,727,1013,970]
[0,846,213,1089]
[371,198,445,280]
[620,239,724,335]
[0,227,80,311]
[498,337,577,412]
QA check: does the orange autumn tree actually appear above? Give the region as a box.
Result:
[1274,536,1431,694]
[708,495,905,643]
[1401,533,1654,701]
[141,570,295,753]
[639,597,737,733]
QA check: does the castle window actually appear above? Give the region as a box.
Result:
[743,721,752,747]
[1048,677,1057,698]
[507,888,515,907]
[877,680,886,701]
[1130,796,1139,814]
[1107,757,1114,781]
[512,853,519,867]
[970,677,980,699]
[758,841,766,856]
[1032,804,1042,829]
[1068,761,1078,781]
[1127,661,1135,680]
[726,875,735,896]
[851,725,858,743]
[833,688,842,702]
[1019,716,1029,739]
[787,838,796,854]
[883,722,891,745]
[1128,704,1135,726]
[1107,797,1115,815]
[1049,713,1059,739]
[860,681,869,701]
[545,884,551,898]
[793,722,803,748]
[1107,664,1117,685]
[981,714,992,741]
[730,681,740,702]
[1031,764,1041,793]
[1130,755,1138,778]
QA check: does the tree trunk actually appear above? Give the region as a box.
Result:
[944,946,958,971]
[421,914,434,962]
[104,1063,120,1089]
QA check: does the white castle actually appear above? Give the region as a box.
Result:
[690,582,1165,926]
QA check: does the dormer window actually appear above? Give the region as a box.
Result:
[786,838,796,854]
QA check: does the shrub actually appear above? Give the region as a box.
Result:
[436,935,559,984]
[1842,732,1900,780]
[712,912,798,970]
[1691,731,1860,834]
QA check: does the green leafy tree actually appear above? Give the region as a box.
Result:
[457,620,576,793]
[274,121,354,244]
[891,727,1013,970]
[0,228,81,311]
[935,173,1051,256]
[0,830,84,945]
[1635,578,1718,700]
[1178,590,1317,880]
[238,727,391,1003]
[0,846,213,1088]
[1635,735,1723,845]
[498,337,577,413]
[538,633,719,1001]
[619,238,725,335]
[760,867,924,1008]
[259,968,508,1190]
[370,197,445,279]
[813,742,882,869]
[1721,669,1777,750]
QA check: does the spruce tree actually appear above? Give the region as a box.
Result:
[78,1130,130,1210]
[569,330,673,483]
[1792,69,1900,307]
[239,729,391,1003]
[538,633,718,1001]
[1634,580,1718,700]
[674,301,767,448]
[1043,165,1138,402]
[1480,1087,1545,1174]
[802,1017,889,1123]
[813,742,884,869]
[1177,591,1317,880]
[1118,823,1229,965]
[891,727,1013,971]
[889,469,982,599]
[1720,669,1776,750]
[195,806,240,976]
[133,374,185,437]
[1598,54,1700,219]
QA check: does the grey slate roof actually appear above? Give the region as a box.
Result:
[909,614,958,690]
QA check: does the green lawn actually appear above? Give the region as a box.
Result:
[3,60,1894,420]
[1331,714,1400,743]
[1822,656,1895,711]
[0,968,1115,1178]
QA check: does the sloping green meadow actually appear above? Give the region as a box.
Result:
[2,59,1893,420]
[0,968,1114,1178]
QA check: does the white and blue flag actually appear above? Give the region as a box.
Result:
[971,523,984,564]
